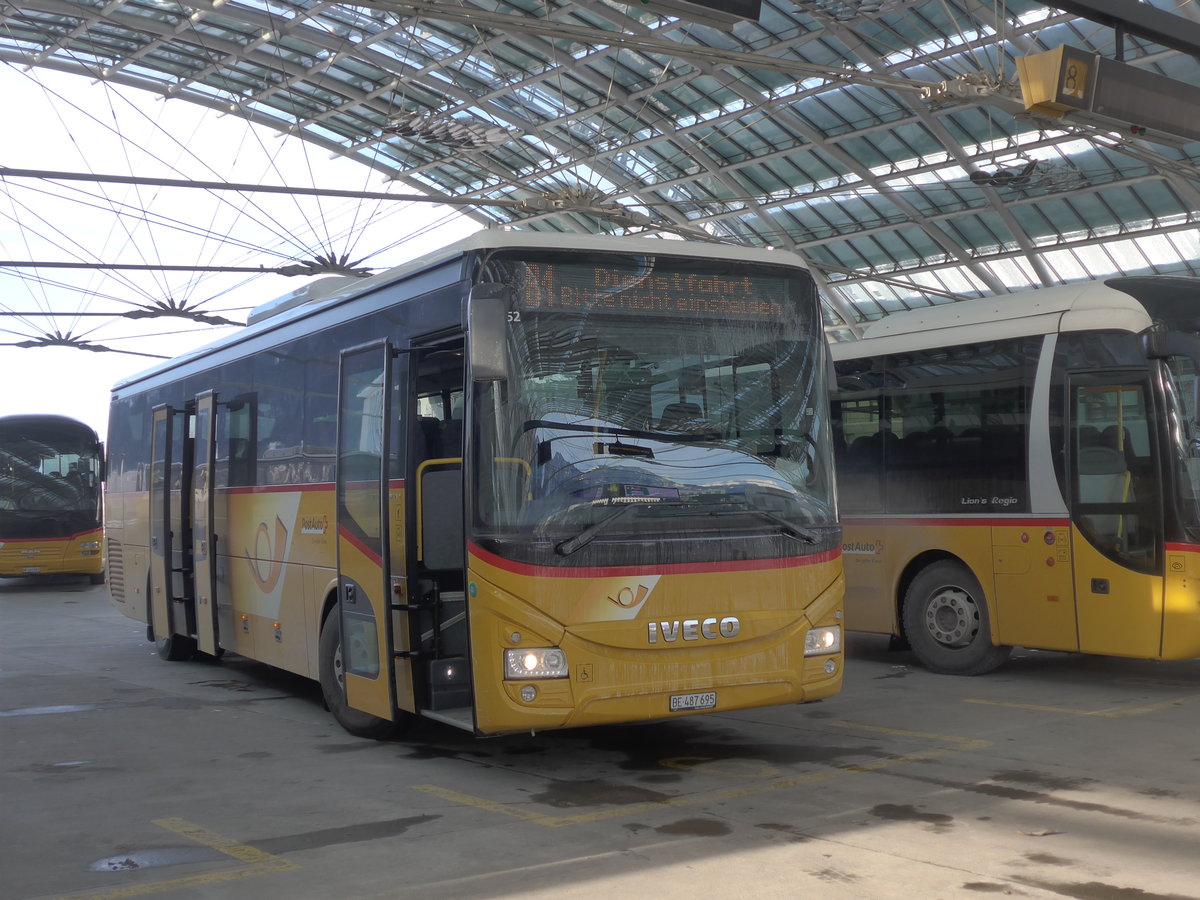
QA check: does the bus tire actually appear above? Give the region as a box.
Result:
[156,633,197,661]
[319,608,400,740]
[902,561,1010,675]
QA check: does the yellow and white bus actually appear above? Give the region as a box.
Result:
[104,231,844,737]
[831,275,1200,674]
[0,414,105,583]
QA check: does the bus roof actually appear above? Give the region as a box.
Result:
[114,230,809,391]
[830,278,1156,358]
[246,230,809,325]
[0,414,100,442]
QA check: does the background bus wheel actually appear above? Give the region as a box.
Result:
[319,609,400,740]
[902,561,1010,675]
[156,633,197,661]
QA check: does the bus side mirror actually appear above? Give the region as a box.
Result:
[1142,324,1170,359]
[469,284,510,383]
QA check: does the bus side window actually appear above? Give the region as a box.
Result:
[831,392,883,514]
[223,395,257,488]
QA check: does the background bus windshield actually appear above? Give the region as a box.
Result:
[473,253,834,567]
[0,419,102,538]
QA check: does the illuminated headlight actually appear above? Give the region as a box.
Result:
[81,541,101,550]
[504,647,568,680]
[804,625,841,656]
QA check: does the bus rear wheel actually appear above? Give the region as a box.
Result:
[902,561,1010,675]
[319,608,401,740]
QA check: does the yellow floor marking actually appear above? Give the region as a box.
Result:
[831,720,989,745]
[964,693,1200,718]
[42,818,299,900]
[416,720,992,828]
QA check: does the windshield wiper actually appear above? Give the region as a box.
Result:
[646,501,819,543]
[523,418,721,446]
[555,504,635,556]
[743,509,819,543]
[553,501,820,557]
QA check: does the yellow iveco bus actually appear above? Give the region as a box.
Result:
[104,231,843,738]
[830,275,1200,675]
[0,414,105,583]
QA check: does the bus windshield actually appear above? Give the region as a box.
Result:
[472,252,834,566]
[1163,353,1200,540]
[0,418,102,538]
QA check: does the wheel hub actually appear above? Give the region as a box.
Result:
[332,642,345,688]
[924,587,979,647]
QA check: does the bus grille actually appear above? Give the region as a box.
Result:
[107,539,125,602]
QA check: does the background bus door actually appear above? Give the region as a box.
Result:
[409,338,471,730]
[335,342,400,722]
[148,404,195,652]
[191,391,219,656]
[1068,374,1164,658]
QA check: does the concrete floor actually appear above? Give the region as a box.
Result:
[3,575,1199,900]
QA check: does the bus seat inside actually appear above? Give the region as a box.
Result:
[420,465,463,572]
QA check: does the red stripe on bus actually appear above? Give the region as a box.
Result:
[0,528,102,544]
[841,516,1070,528]
[468,541,839,579]
[338,525,383,566]
[1165,542,1200,553]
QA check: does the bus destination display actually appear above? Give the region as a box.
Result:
[516,261,787,320]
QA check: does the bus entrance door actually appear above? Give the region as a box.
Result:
[335,342,400,722]
[148,404,195,655]
[409,339,471,729]
[191,391,219,656]
[1068,376,1164,658]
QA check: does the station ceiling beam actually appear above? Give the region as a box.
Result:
[1042,1,1200,60]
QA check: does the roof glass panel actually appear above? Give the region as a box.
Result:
[0,0,1194,339]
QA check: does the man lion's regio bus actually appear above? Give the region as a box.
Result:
[105,232,843,738]
[830,276,1200,675]
[0,414,105,583]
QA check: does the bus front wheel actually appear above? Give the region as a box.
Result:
[156,633,197,661]
[318,608,400,740]
[902,561,1010,676]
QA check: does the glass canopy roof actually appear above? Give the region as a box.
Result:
[1,0,1197,338]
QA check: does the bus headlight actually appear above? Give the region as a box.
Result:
[81,541,101,550]
[504,647,568,679]
[804,625,841,656]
